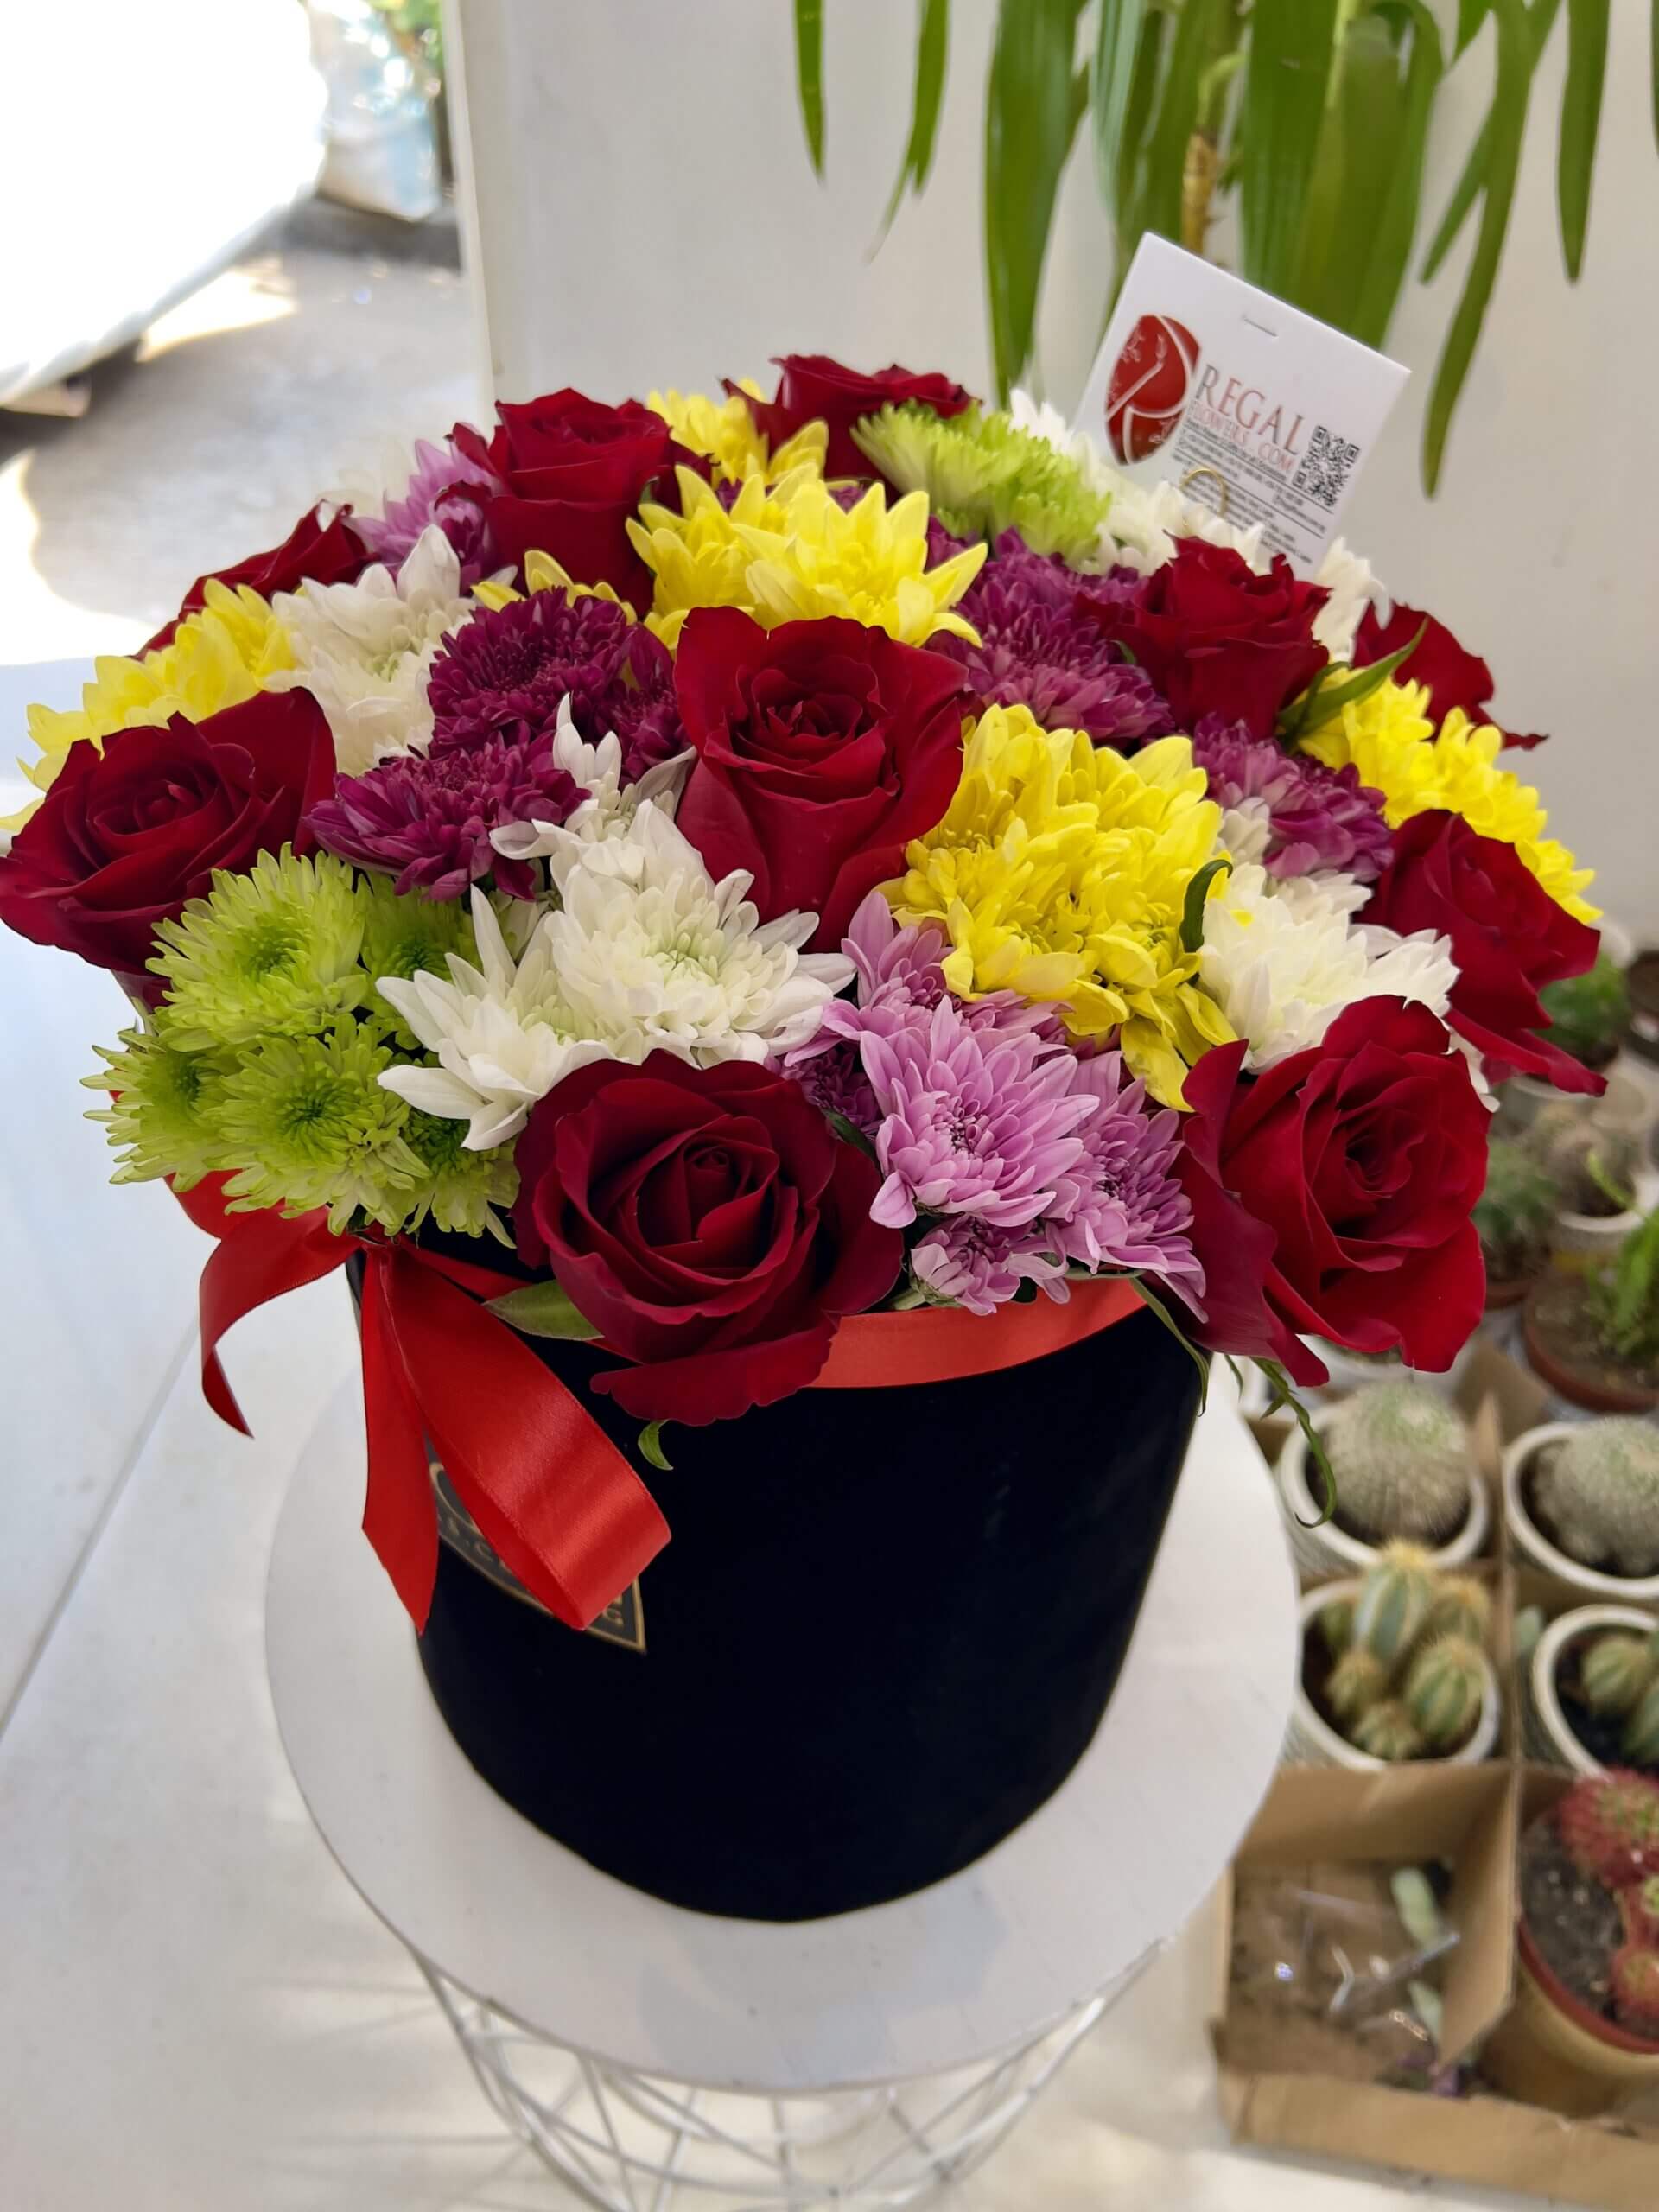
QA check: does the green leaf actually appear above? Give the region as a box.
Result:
[1350,1,1445,348]
[825,1109,879,1163]
[486,1281,601,1341]
[984,0,1086,400]
[1423,0,1534,493]
[1129,1279,1212,1411]
[1279,620,1427,739]
[1557,0,1610,280]
[1259,1361,1337,1522]
[1238,0,1342,299]
[1091,0,1153,234]
[1138,0,1226,246]
[1457,0,1495,54]
[1179,856,1231,953]
[1290,12,1403,331]
[879,0,951,237]
[1422,0,1561,283]
[639,1421,673,1473]
[793,0,827,177]
[1109,4,1167,292]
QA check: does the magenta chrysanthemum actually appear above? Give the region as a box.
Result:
[426,590,683,780]
[941,531,1171,746]
[911,1216,1069,1315]
[1044,1053,1205,1310]
[305,737,586,901]
[1192,715,1393,881]
[355,433,502,586]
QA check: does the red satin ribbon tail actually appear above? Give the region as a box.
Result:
[195,1201,353,1433]
[358,1255,442,1630]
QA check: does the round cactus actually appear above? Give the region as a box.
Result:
[1620,1875,1659,1950]
[1580,1632,1659,1718]
[1350,1699,1427,1763]
[1316,1597,1355,1658]
[1423,1574,1492,1648]
[1624,1678,1659,1770]
[1322,1382,1475,1544]
[1611,1945,1659,2044]
[1403,1635,1488,1751]
[1352,1543,1436,1667]
[1326,1646,1390,1725]
[1533,1421,1659,1578]
[1558,1770,1659,1889]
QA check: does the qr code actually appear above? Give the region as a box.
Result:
[1291,423,1360,512]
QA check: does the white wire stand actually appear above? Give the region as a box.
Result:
[266,1376,1295,2211]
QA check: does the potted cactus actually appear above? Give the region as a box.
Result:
[1483,1771,1659,2116]
[1534,952,1630,1076]
[1475,1138,1558,1311]
[1287,1546,1500,1770]
[1523,1201,1659,1415]
[1524,1605,1659,1776]
[1504,1419,1659,1599]
[1526,1101,1644,1269]
[1275,1378,1491,1581]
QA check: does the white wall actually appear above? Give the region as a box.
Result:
[452,0,1658,937]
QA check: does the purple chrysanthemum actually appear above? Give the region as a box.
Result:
[942,531,1171,746]
[785,894,1059,1135]
[1192,715,1393,882]
[1043,1054,1205,1312]
[426,591,684,782]
[305,737,586,901]
[911,1216,1069,1316]
[355,434,503,586]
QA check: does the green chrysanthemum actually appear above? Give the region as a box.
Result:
[852,403,1115,565]
[401,1108,519,1244]
[84,1022,233,1188]
[359,875,478,1045]
[151,848,369,1051]
[213,1023,423,1234]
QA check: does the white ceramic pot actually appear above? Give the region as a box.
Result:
[1286,1581,1502,1770]
[1299,1335,1474,1407]
[1503,1424,1659,1602]
[1522,1603,1658,1773]
[1550,1204,1643,1269]
[1275,1408,1491,1582]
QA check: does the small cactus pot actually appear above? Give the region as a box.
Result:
[1503,1425,1659,1603]
[1286,1580,1501,1770]
[1523,1604,1659,1775]
[1275,1408,1491,1581]
[1548,1202,1644,1274]
[1298,1335,1473,1406]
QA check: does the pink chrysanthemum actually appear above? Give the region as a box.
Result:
[940,531,1170,746]
[911,1217,1070,1316]
[305,737,586,901]
[354,433,503,586]
[1044,1054,1205,1311]
[1192,715,1392,881]
[426,590,683,781]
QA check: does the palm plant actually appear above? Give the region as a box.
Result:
[791,0,1637,492]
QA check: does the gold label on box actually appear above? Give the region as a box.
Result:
[428,1458,646,1653]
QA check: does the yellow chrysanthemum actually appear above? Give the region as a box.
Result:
[626,465,986,650]
[471,548,633,616]
[886,705,1233,1105]
[1301,677,1596,920]
[647,383,828,486]
[6,582,293,828]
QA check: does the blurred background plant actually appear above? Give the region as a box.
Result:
[791,0,1642,492]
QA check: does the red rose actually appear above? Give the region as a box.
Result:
[142,504,367,653]
[0,690,334,979]
[1353,601,1547,749]
[1175,1000,1489,1383]
[673,610,971,950]
[1077,539,1329,740]
[514,1056,902,1424]
[452,391,702,612]
[732,353,976,480]
[1363,810,1603,1096]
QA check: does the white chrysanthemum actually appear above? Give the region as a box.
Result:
[1198,862,1458,1070]
[540,801,853,1065]
[377,891,613,1149]
[270,525,474,772]
[489,697,693,868]
[1312,537,1382,661]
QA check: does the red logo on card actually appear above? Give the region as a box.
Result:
[1103,314,1200,463]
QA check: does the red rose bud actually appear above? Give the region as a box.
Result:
[1077,538,1329,741]
[731,353,976,480]
[1103,314,1200,464]
[452,390,703,612]
[512,1055,903,1425]
[1363,810,1604,1096]
[673,609,972,950]
[0,690,335,980]
[1353,601,1548,749]
[142,503,368,654]
[1175,1000,1489,1382]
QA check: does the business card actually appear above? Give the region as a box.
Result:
[1073,236,1408,572]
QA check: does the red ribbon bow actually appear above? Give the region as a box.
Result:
[177,1178,670,1632]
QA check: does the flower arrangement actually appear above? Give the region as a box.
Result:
[0,352,1605,1626]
